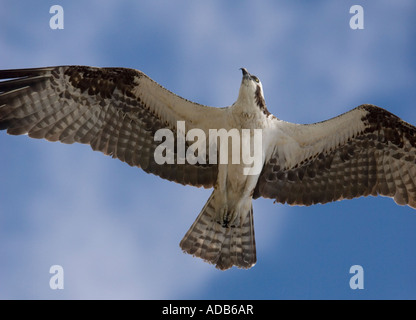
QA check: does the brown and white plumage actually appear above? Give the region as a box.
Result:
[0,66,221,187]
[255,105,416,208]
[1,65,415,270]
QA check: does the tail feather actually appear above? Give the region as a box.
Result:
[180,191,256,270]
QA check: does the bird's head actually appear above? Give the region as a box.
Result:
[237,68,268,115]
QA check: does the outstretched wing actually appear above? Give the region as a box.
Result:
[0,66,225,187]
[254,104,416,208]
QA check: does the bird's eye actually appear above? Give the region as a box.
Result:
[252,76,259,83]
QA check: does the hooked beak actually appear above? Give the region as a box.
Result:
[240,67,249,76]
[240,67,251,80]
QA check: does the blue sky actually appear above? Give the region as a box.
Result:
[0,1,415,299]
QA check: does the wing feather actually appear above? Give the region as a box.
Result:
[0,66,222,187]
[254,104,416,208]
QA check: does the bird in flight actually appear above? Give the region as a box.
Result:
[0,66,415,270]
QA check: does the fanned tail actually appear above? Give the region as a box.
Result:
[180,190,256,270]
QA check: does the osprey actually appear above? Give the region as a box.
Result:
[0,66,415,270]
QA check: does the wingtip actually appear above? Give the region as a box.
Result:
[0,67,55,80]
